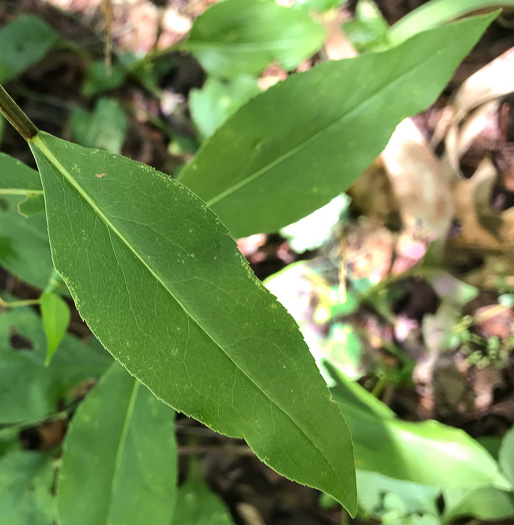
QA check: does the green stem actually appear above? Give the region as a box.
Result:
[0,189,44,196]
[0,84,38,141]
[0,296,41,309]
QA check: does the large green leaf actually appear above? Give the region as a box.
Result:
[29,132,357,513]
[0,307,111,424]
[0,451,56,525]
[0,15,59,83]
[324,361,510,490]
[178,13,495,238]
[184,0,325,78]
[0,155,50,288]
[172,461,234,525]
[58,363,177,525]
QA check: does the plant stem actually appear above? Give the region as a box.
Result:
[0,84,38,141]
[0,296,41,309]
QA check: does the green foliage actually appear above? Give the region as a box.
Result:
[179,13,496,238]
[0,307,111,424]
[293,0,345,11]
[190,76,261,139]
[70,98,128,154]
[0,15,59,83]
[342,0,390,52]
[29,131,357,511]
[172,461,235,525]
[325,361,509,489]
[58,363,177,525]
[0,451,56,525]
[0,154,50,288]
[81,61,125,98]
[40,291,71,365]
[389,1,514,45]
[499,426,514,488]
[184,0,326,78]
[0,2,512,524]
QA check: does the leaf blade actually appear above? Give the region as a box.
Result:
[40,291,70,365]
[184,0,325,78]
[30,132,357,513]
[58,363,177,525]
[179,13,496,238]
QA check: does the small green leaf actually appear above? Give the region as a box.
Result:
[499,426,514,488]
[58,363,177,525]
[40,291,71,365]
[342,0,390,52]
[184,0,325,78]
[172,461,234,525]
[179,13,496,238]
[0,451,56,525]
[0,307,111,424]
[29,132,357,513]
[81,61,125,98]
[190,76,261,139]
[70,98,128,154]
[0,15,59,83]
[17,193,45,217]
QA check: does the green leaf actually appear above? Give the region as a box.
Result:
[0,154,50,288]
[70,98,128,154]
[0,195,52,289]
[178,13,496,238]
[0,15,60,83]
[81,61,125,98]
[0,152,43,194]
[18,193,45,217]
[184,0,325,78]
[342,0,390,52]
[0,451,56,525]
[323,361,510,489]
[0,307,111,424]
[389,1,513,45]
[499,426,514,488]
[172,461,234,525]
[29,131,357,513]
[190,76,261,139]
[293,0,345,11]
[40,291,71,365]
[442,486,514,524]
[58,363,177,525]
[357,471,440,522]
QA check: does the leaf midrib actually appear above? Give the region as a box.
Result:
[198,40,450,208]
[31,135,348,501]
